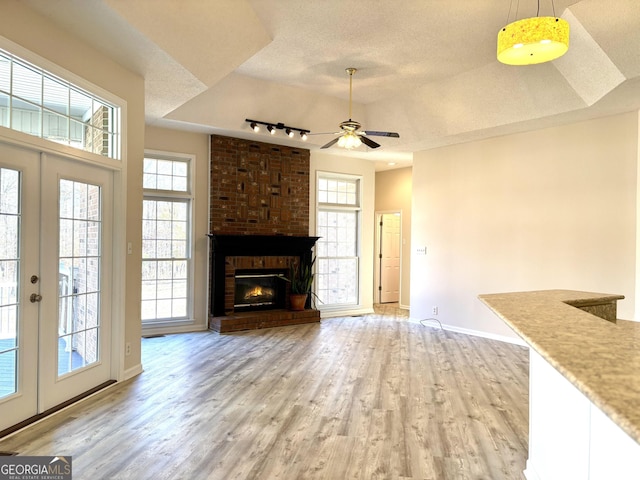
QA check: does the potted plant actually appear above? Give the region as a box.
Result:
[287,257,315,311]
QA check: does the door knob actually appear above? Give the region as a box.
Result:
[30,293,42,303]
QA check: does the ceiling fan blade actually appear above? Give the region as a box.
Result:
[307,131,341,136]
[320,137,341,149]
[360,135,381,149]
[363,130,400,138]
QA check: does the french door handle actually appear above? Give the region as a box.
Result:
[30,293,43,303]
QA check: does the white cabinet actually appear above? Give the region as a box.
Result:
[589,403,640,479]
[526,350,640,480]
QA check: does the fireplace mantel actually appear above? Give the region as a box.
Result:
[207,234,320,318]
[208,234,320,258]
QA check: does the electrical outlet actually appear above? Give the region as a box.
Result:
[125,342,131,356]
[432,306,438,315]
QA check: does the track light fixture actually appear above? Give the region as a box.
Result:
[245,119,310,141]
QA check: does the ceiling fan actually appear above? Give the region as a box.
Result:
[316,68,400,150]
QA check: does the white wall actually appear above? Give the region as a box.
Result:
[144,126,210,333]
[310,151,376,316]
[411,112,639,339]
[375,167,412,308]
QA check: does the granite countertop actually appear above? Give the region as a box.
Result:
[478,289,640,444]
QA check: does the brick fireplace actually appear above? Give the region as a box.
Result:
[208,135,320,332]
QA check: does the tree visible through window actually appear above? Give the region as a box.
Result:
[141,155,192,324]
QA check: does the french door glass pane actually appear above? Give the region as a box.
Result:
[0,167,20,398]
[57,179,101,376]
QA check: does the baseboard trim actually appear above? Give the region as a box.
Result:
[123,363,144,381]
[142,323,208,337]
[320,307,375,319]
[408,317,527,346]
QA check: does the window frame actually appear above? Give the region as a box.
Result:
[0,47,120,161]
[0,37,125,171]
[141,151,195,330]
[315,172,362,311]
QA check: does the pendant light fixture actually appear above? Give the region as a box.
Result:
[497,0,569,65]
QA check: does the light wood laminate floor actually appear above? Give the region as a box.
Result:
[0,310,529,479]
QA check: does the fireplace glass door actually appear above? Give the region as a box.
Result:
[234,271,286,311]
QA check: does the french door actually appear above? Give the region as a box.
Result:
[0,141,113,431]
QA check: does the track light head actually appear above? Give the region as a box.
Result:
[285,128,294,138]
[300,131,308,141]
[267,125,276,135]
[250,122,259,132]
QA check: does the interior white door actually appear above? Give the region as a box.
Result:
[379,213,400,303]
[38,154,113,411]
[0,143,40,432]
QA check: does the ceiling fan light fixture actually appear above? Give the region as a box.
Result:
[497,16,569,65]
[337,132,362,150]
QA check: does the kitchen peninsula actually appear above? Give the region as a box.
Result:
[479,290,640,480]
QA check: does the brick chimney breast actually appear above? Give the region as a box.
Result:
[210,135,310,236]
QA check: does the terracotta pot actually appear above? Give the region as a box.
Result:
[289,293,308,311]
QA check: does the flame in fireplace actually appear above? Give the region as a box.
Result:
[244,286,274,300]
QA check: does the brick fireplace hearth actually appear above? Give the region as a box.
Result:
[208,135,320,332]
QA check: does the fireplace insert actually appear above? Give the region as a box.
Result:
[234,269,287,311]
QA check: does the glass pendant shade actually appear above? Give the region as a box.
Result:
[337,132,362,149]
[497,16,569,65]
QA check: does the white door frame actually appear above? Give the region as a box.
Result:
[374,210,402,304]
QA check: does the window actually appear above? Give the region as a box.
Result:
[316,174,361,307]
[0,48,120,159]
[141,154,193,325]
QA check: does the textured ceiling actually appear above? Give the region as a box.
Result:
[21,0,640,170]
